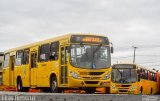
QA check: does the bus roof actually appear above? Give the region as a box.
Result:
[4,33,108,53]
[138,65,157,73]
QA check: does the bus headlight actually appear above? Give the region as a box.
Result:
[70,71,80,79]
[102,73,111,80]
[130,86,136,90]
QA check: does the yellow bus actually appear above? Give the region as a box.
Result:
[111,64,159,94]
[2,34,113,93]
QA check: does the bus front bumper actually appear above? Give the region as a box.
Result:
[110,89,138,94]
[68,76,110,88]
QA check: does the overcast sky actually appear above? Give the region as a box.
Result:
[0,0,160,70]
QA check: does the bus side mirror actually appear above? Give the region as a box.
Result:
[111,46,114,54]
[110,42,114,54]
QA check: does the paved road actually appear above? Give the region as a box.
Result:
[0,91,159,101]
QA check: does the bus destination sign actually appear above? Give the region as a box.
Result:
[82,37,102,43]
[71,35,109,44]
[113,64,136,69]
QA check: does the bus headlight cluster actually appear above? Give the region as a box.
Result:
[130,86,136,90]
[102,73,111,80]
[70,71,80,79]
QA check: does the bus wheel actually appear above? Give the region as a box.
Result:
[151,88,153,94]
[85,88,96,94]
[105,87,110,94]
[50,77,59,93]
[140,87,143,94]
[17,78,22,92]
[22,87,29,92]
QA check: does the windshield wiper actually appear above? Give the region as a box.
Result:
[93,44,102,55]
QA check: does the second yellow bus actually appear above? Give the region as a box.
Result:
[110,64,160,94]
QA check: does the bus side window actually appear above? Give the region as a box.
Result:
[140,68,142,79]
[145,70,148,80]
[150,73,152,81]
[22,49,29,65]
[50,42,59,61]
[65,46,69,64]
[153,73,156,81]
[40,44,50,62]
[4,53,10,68]
[144,70,146,79]
[140,69,145,79]
[153,73,155,81]
[16,50,23,66]
[137,68,141,81]
[152,73,154,81]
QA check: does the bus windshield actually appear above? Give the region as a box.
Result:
[112,66,136,83]
[70,44,111,69]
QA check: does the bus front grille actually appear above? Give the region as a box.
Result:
[116,85,131,87]
[80,72,104,76]
[90,72,104,75]
[119,90,128,92]
[84,81,99,84]
[121,85,131,87]
[82,77,101,80]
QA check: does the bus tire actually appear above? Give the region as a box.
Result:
[105,87,110,94]
[140,87,143,94]
[50,77,59,93]
[84,88,96,94]
[151,88,153,94]
[22,87,29,92]
[17,77,22,92]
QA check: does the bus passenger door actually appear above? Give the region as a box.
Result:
[60,46,68,85]
[9,55,15,86]
[30,51,37,87]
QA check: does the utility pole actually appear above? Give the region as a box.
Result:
[132,46,138,64]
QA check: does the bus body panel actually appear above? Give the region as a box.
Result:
[2,67,9,86]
